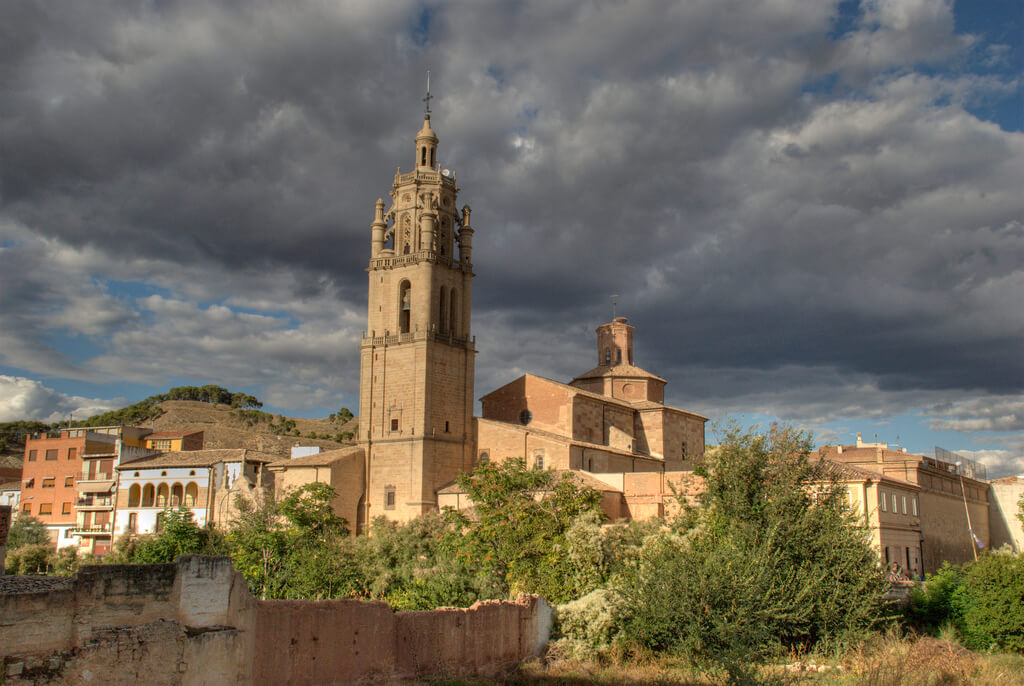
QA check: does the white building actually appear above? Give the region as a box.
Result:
[115,449,278,536]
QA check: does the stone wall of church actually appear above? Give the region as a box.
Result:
[1,556,552,685]
[475,418,572,470]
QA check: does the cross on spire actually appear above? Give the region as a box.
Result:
[423,70,433,115]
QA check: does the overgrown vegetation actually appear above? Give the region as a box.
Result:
[904,552,1024,652]
[560,424,890,678]
[5,422,1022,679]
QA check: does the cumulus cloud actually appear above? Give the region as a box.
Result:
[0,0,1019,449]
[925,396,1024,432]
[0,376,121,423]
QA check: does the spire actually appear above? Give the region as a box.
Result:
[423,70,433,116]
[415,72,439,169]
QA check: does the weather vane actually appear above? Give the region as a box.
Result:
[611,294,619,319]
[423,70,433,115]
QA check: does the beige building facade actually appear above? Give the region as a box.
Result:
[817,439,990,574]
[988,474,1024,552]
[267,447,365,533]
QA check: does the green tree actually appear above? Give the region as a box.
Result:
[227,483,349,599]
[614,424,888,667]
[8,543,53,574]
[110,508,225,564]
[445,458,604,604]
[6,515,50,549]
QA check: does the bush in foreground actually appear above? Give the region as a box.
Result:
[556,424,890,673]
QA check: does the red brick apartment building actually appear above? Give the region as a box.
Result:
[20,431,86,547]
[20,426,206,555]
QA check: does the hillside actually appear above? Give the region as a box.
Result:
[146,401,357,458]
[0,400,358,461]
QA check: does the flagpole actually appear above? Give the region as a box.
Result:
[956,461,978,561]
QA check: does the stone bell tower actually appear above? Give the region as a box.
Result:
[358,96,477,524]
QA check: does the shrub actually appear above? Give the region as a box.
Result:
[615,424,888,665]
[952,550,1024,652]
[8,544,54,574]
[556,588,627,653]
[904,562,964,633]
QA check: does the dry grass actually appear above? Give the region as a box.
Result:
[149,400,357,458]
[807,633,1024,686]
[420,635,1024,686]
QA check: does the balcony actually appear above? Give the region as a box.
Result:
[70,524,111,536]
[76,495,113,509]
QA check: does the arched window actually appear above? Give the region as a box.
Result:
[142,484,155,507]
[604,348,611,365]
[421,147,427,166]
[449,289,458,336]
[439,286,448,334]
[128,484,141,507]
[430,148,435,167]
[398,281,412,333]
[184,483,198,507]
[156,483,169,508]
[171,483,183,507]
[616,349,622,364]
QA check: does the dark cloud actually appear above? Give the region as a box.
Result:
[0,0,1020,434]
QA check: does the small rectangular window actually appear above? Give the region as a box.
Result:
[536,455,544,470]
[68,447,77,460]
[65,476,74,487]
[45,449,58,461]
[880,492,887,512]
[901,495,907,514]
[62,502,72,514]
[28,449,38,461]
[384,486,396,510]
[892,494,898,511]
[42,477,56,488]
[22,503,31,513]
[24,478,34,489]
[391,418,399,432]
[39,503,52,515]
[912,497,918,516]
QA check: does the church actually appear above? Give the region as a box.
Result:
[269,105,708,530]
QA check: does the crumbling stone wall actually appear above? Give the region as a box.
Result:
[1,556,552,685]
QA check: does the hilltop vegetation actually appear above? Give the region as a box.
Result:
[68,384,263,428]
[0,385,356,456]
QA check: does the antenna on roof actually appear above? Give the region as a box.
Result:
[423,70,433,115]
[611,294,619,319]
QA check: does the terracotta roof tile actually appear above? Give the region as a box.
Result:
[117,449,279,470]
[268,447,364,468]
[571,363,667,384]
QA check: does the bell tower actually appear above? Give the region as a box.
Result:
[358,93,476,524]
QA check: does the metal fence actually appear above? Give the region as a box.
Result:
[934,446,987,480]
